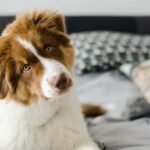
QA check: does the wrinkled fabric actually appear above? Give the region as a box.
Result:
[88,118,150,150]
[75,71,150,149]
[75,71,142,119]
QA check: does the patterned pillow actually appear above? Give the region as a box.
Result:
[70,31,150,75]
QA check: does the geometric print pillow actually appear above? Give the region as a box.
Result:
[70,31,150,75]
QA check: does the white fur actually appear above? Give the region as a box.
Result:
[0,93,100,150]
[0,37,101,150]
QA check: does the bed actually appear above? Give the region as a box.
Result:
[1,15,150,150]
[75,71,150,150]
[67,16,150,150]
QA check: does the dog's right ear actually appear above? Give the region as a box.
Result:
[0,38,9,99]
[0,62,8,99]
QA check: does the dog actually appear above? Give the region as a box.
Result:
[0,11,101,150]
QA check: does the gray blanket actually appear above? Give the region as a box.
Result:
[75,71,150,150]
[88,118,150,150]
[75,71,142,119]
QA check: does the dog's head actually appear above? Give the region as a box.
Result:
[0,11,74,105]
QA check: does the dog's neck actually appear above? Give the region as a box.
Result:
[0,92,72,127]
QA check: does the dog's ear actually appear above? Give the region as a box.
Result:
[0,60,8,99]
[0,38,19,99]
[0,59,20,99]
[29,11,66,33]
[6,60,19,93]
[52,13,66,33]
[0,38,8,99]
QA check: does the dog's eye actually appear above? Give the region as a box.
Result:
[23,64,31,72]
[45,47,54,54]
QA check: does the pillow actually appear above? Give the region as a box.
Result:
[70,31,150,75]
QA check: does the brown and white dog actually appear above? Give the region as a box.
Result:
[0,11,101,150]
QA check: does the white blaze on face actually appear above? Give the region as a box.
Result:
[16,36,72,100]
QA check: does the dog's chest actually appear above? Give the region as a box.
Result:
[0,99,77,150]
[0,120,72,150]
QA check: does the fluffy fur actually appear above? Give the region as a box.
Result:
[0,11,100,150]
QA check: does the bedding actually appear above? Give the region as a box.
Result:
[74,71,150,149]
[88,117,150,150]
[75,71,143,119]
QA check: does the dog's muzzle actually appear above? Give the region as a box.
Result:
[50,72,72,94]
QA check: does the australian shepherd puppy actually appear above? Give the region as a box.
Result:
[0,11,101,150]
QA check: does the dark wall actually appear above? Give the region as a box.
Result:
[66,16,150,34]
[0,16,150,34]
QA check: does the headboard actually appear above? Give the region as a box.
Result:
[66,16,150,34]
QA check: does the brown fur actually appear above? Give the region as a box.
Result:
[0,11,75,105]
[82,104,106,118]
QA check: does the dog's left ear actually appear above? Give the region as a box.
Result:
[30,11,66,33]
[52,13,66,33]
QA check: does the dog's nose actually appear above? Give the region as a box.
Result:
[52,73,72,92]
